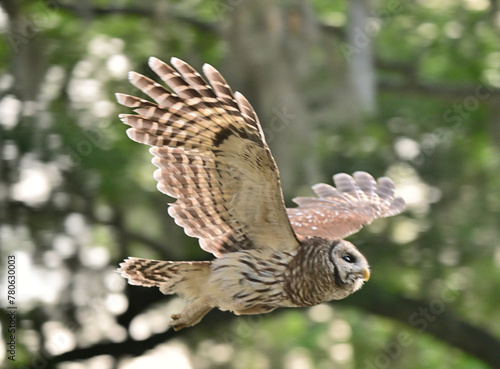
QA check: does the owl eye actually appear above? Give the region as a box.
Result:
[342,254,355,263]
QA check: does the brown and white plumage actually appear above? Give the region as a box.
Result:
[288,171,406,239]
[117,57,298,257]
[117,57,405,330]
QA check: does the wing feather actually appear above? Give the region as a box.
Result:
[117,57,299,257]
[287,172,405,239]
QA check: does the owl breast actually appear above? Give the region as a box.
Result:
[207,249,296,314]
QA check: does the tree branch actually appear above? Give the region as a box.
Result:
[48,1,500,100]
[51,298,231,364]
[51,325,178,363]
[49,283,500,367]
[343,284,500,368]
[48,1,218,34]
[378,79,500,98]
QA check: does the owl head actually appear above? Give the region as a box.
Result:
[291,236,371,304]
[328,239,370,294]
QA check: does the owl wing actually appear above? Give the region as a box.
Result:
[287,172,405,239]
[116,57,299,257]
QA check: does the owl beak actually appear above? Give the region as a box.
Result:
[362,268,370,282]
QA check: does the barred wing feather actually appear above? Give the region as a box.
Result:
[287,172,405,239]
[116,57,299,257]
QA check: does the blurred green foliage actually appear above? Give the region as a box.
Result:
[1,0,500,368]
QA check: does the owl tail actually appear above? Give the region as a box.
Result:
[118,257,212,299]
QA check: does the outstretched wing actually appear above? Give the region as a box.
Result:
[287,172,405,239]
[116,57,299,257]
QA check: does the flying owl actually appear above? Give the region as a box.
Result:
[116,57,405,331]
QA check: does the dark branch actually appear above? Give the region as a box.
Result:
[378,79,500,98]
[51,305,233,364]
[51,326,178,363]
[49,282,500,367]
[48,2,500,100]
[319,22,345,39]
[48,2,218,34]
[343,284,500,368]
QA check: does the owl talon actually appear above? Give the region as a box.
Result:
[169,313,187,331]
[168,299,213,331]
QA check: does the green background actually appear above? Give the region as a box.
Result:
[1,0,500,368]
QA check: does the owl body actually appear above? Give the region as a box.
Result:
[204,238,366,311]
[206,249,290,315]
[121,237,369,329]
[117,57,405,330]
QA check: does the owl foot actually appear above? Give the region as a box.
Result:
[169,313,189,331]
[168,298,213,331]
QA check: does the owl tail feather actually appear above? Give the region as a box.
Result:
[118,257,212,300]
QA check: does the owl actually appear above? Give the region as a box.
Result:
[116,57,405,331]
